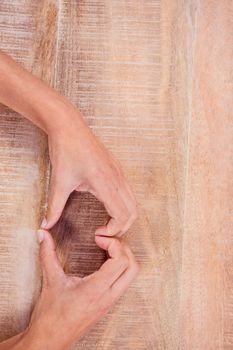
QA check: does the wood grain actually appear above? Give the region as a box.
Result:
[0,0,232,349]
[0,0,57,341]
[180,1,233,349]
[53,1,185,349]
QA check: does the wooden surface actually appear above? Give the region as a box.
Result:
[0,1,232,349]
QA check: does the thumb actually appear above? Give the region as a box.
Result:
[37,229,65,286]
[42,174,70,230]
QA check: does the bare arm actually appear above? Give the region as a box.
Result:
[0,50,137,234]
[0,50,83,133]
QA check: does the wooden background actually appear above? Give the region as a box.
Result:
[0,1,232,349]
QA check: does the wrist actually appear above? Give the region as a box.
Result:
[41,99,89,141]
[18,322,78,350]
[15,327,65,350]
[24,85,79,135]
[0,51,86,137]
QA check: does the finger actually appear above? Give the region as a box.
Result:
[117,183,138,234]
[95,194,136,237]
[84,236,129,291]
[95,218,123,238]
[42,172,71,230]
[110,161,137,207]
[37,229,65,286]
[110,243,139,299]
[122,181,138,211]
[93,185,129,236]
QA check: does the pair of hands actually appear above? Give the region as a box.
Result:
[0,229,138,350]
[0,124,139,350]
[31,112,138,349]
[0,51,139,349]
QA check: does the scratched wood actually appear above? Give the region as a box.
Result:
[180,1,233,349]
[53,1,185,349]
[0,1,232,349]
[0,0,53,340]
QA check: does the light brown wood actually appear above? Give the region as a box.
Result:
[0,1,232,349]
[180,1,233,349]
[0,0,53,340]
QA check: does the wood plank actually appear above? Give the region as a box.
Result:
[0,0,189,348]
[0,0,57,341]
[54,1,186,349]
[181,1,233,348]
[5,0,233,349]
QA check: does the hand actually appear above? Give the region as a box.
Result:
[0,51,138,236]
[42,108,138,236]
[19,230,138,350]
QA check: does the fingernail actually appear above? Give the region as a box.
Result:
[41,218,47,229]
[37,230,45,243]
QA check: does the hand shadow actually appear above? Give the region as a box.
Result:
[50,191,109,277]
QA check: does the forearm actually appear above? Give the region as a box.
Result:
[0,50,85,135]
[0,329,70,350]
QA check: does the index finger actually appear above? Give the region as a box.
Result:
[84,236,129,292]
[93,184,129,236]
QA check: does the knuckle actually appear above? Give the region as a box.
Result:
[118,254,129,270]
[112,217,128,234]
[120,212,130,225]
[108,238,117,251]
[121,245,139,276]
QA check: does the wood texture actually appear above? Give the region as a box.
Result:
[0,0,51,340]
[180,1,233,349]
[0,1,232,349]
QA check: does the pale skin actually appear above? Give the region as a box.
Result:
[0,230,139,349]
[0,51,139,348]
[0,51,138,235]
